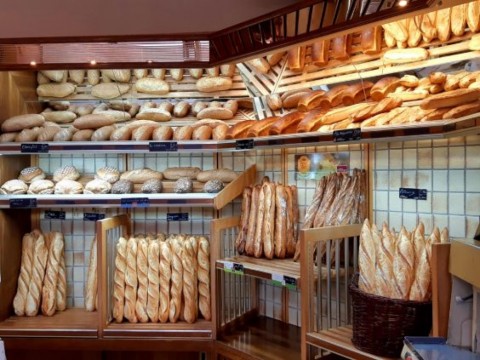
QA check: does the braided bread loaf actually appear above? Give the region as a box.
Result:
[113,237,127,323]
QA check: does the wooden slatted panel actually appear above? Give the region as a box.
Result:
[103,319,213,338]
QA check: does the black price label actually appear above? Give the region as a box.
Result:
[20,143,49,153]
[149,142,178,152]
[235,139,254,150]
[9,198,37,208]
[333,128,361,142]
[167,213,189,221]
[399,188,427,200]
[45,210,66,220]
[120,197,150,208]
[284,276,297,289]
[223,262,244,275]
[83,213,106,221]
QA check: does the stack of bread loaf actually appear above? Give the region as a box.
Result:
[294,169,366,261]
[0,165,237,196]
[247,3,480,74]
[235,177,298,259]
[13,230,67,317]
[112,234,211,324]
[359,219,450,301]
[36,66,237,99]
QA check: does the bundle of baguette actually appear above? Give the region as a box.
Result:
[13,230,67,317]
[295,169,367,261]
[358,219,450,301]
[246,3,480,75]
[0,165,238,196]
[37,67,237,98]
[235,177,299,259]
[112,233,211,324]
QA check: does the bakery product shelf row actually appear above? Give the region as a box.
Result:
[1,114,478,154]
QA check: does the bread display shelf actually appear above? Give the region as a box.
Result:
[0,165,256,210]
[240,33,480,95]
[102,319,213,339]
[37,74,250,101]
[216,316,301,360]
[0,308,97,338]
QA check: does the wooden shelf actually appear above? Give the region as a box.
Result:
[305,326,393,360]
[0,308,98,338]
[0,165,256,210]
[216,316,301,360]
[103,319,213,339]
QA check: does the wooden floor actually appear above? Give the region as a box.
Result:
[216,316,301,360]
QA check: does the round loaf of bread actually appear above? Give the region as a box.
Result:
[28,179,55,194]
[141,178,163,194]
[53,165,80,182]
[120,168,163,183]
[163,167,201,180]
[18,166,46,183]
[174,177,193,193]
[95,167,120,184]
[0,179,28,194]
[204,179,224,193]
[84,179,112,194]
[111,179,133,194]
[54,179,84,194]
[1,114,45,133]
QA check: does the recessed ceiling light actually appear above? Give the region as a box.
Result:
[29,61,37,66]
[90,60,97,65]
[147,60,153,64]
[398,0,408,6]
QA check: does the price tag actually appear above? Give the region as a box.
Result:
[333,128,361,142]
[83,213,106,221]
[20,143,49,153]
[45,210,66,220]
[9,198,37,208]
[149,142,178,152]
[120,197,150,208]
[167,213,189,221]
[399,188,427,200]
[284,276,297,290]
[271,273,285,287]
[223,261,244,275]
[235,139,254,150]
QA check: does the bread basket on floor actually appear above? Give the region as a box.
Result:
[349,274,432,358]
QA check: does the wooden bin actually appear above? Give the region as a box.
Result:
[96,214,215,343]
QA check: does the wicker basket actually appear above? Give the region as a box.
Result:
[349,274,432,357]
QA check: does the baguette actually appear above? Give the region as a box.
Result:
[235,187,252,254]
[152,125,173,140]
[266,52,285,66]
[220,64,236,77]
[311,39,330,67]
[84,237,97,312]
[245,185,261,256]
[382,21,408,43]
[297,90,326,112]
[420,88,480,110]
[451,4,467,36]
[248,58,270,74]
[266,94,282,111]
[467,1,480,33]
[246,117,279,137]
[287,47,306,72]
[384,27,396,48]
[135,78,170,95]
[113,237,127,323]
[296,108,326,132]
[285,186,296,257]
[87,70,100,85]
[41,110,76,124]
[321,103,371,125]
[429,72,447,85]
[383,48,428,64]
[159,240,171,323]
[408,17,422,47]
[13,233,35,316]
[163,167,201,180]
[386,89,429,102]
[269,111,305,135]
[419,12,437,43]
[196,107,233,120]
[322,85,349,108]
[370,77,401,101]
[196,76,233,92]
[225,120,256,139]
[400,75,419,88]
[358,219,376,294]
[436,8,452,42]
[25,232,48,317]
[1,114,45,133]
[262,182,276,260]
[73,114,116,130]
[421,107,452,121]
[170,69,184,81]
[341,81,374,105]
[283,90,311,109]
[331,35,351,60]
[361,26,382,55]
[274,185,288,259]
[124,237,138,323]
[253,185,265,258]
[441,101,480,119]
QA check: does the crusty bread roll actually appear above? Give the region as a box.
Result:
[13,232,35,316]
[91,83,130,99]
[113,237,127,323]
[383,48,429,64]
[358,219,376,294]
[120,168,163,183]
[269,111,305,135]
[0,179,28,195]
[84,179,112,194]
[196,168,237,183]
[468,1,480,33]
[36,126,61,142]
[152,69,166,79]
[135,78,170,95]
[235,187,251,254]
[41,110,76,124]
[28,180,55,195]
[163,167,201,180]
[152,125,173,140]
[196,76,233,92]
[220,64,236,77]
[69,70,85,84]
[132,125,155,141]
[1,114,45,133]
[85,237,97,312]
[159,240,171,323]
[287,47,306,72]
[170,69,184,81]
[37,83,76,98]
[370,77,401,101]
[0,132,18,142]
[87,70,100,85]
[73,114,116,130]
[311,39,330,67]
[192,125,212,140]
[173,101,191,118]
[41,70,66,83]
[19,166,45,184]
[133,69,148,79]
[53,165,80,182]
[266,94,282,111]
[420,88,480,110]
[124,237,138,323]
[54,179,84,194]
[25,231,48,316]
[102,70,131,83]
[253,185,265,258]
[188,69,203,79]
[169,237,183,323]
[110,126,132,141]
[135,238,149,323]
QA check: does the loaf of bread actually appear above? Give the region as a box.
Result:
[269,111,305,135]
[25,232,48,316]
[91,83,130,99]
[196,76,233,92]
[1,114,45,133]
[135,238,149,323]
[169,237,183,323]
[85,237,97,312]
[341,81,374,105]
[274,185,288,259]
[196,168,237,183]
[235,187,251,254]
[120,168,163,183]
[287,47,306,72]
[124,237,138,323]
[197,237,211,320]
[297,90,326,112]
[225,120,256,139]
[113,237,127,323]
[311,39,330,67]
[442,101,480,119]
[56,249,67,311]
[181,240,197,323]
[358,219,376,294]
[13,232,35,316]
[331,35,352,60]
[420,88,480,110]
[41,232,64,316]
[246,116,279,137]
[135,78,170,95]
[393,227,414,300]
[374,223,395,297]
[37,83,76,98]
[159,240,171,323]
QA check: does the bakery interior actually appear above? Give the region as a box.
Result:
[0,0,479,359]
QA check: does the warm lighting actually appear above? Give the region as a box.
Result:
[398,0,408,6]
[147,60,153,64]
[90,60,97,65]
[29,61,37,66]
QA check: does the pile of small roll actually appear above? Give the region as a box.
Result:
[112,234,211,324]
[358,219,449,301]
[13,230,67,317]
[0,165,237,196]
[235,177,298,259]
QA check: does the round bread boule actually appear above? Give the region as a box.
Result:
[141,179,163,194]
[0,179,28,194]
[18,166,46,184]
[53,165,81,182]
[204,179,224,193]
[95,166,120,184]
[111,179,134,194]
[54,179,84,194]
[84,179,112,194]
[28,179,55,194]
[174,177,193,193]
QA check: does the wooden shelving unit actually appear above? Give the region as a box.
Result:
[103,320,214,339]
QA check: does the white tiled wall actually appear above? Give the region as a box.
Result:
[372,135,480,239]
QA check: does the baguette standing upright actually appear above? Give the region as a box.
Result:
[169,237,183,323]
[358,219,376,294]
[85,237,97,312]
[113,237,127,323]
[25,231,49,317]
[245,185,261,256]
[262,182,276,260]
[56,246,67,311]
[159,240,172,323]
[124,237,138,323]
[253,185,266,258]
[197,237,211,320]
[13,233,35,316]
[274,185,288,259]
[42,233,64,316]
[146,239,160,323]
